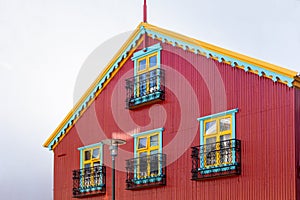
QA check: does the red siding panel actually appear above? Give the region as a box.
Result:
[53,37,297,200]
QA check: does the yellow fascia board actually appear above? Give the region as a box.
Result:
[43,24,144,148]
[142,23,297,79]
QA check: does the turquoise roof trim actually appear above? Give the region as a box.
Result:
[144,28,294,87]
[47,24,294,150]
[47,30,145,150]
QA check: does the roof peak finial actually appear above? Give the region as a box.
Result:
[143,0,147,22]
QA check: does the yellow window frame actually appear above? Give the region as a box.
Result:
[136,132,160,178]
[203,114,232,167]
[136,52,159,97]
[82,146,101,187]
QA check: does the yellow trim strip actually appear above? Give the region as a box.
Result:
[43,25,144,148]
[44,22,299,150]
[141,23,297,79]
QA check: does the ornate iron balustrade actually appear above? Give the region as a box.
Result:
[72,165,106,198]
[191,139,241,180]
[125,68,165,109]
[125,153,166,190]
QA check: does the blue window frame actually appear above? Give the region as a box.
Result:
[197,109,239,174]
[77,143,104,192]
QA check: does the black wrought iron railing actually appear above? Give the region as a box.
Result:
[191,139,241,180]
[72,165,106,198]
[125,153,166,190]
[125,68,165,109]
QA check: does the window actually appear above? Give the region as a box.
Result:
[191,109,241,180]
[126,43,165,109]
[136,133,160,178]
[125,128,166,190]
[203,116,232,166]
[73,143,105,197]
[136,52,159,97]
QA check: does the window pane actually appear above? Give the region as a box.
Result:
[139,73,147,97]
[139,152,148,178]
[138,137,147,149]
[93,161,100,167]
[84,163,91,169]
[92,148,100,159]
[220,117,231,132]
[150,150,159,176]
[205,121,216,135]
[150,135,158,147]
[84,150,91,161]
[220,134,231,141]
[220,134,232,163]
[139,59,146,71]
[149,55,157,68]
[206,137,216,145]
[150,150,158,155]
[205,137,216,165]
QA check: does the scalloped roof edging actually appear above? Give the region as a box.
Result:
[43,22,298,150]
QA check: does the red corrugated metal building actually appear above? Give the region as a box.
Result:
[44,22,300,200]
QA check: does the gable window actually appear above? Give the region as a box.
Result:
[73,143,106,198]
[126,128,166,190]
[191,109,241,180]
[126,43,165,109]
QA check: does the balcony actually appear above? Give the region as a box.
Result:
[191,139,241,180]
[125,153,166,190]
[126,68,165,109]
[72,165,106,198]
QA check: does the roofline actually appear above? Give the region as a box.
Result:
[44,22,299,150]
[142,23,297,80]
[43,23,145,148]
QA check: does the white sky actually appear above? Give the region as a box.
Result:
[0,0,299,199]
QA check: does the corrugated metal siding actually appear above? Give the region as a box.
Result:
[295,89,300,200]
[53,36,297,200]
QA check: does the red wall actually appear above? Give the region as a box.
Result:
[53,37,297,199]
[295,89,300,200]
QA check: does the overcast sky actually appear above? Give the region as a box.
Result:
[0,0,300,199]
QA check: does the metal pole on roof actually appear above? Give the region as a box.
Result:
[143,0,147,22]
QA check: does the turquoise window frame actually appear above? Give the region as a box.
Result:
[133,128,164,181]
[197,108,238,170]
[78,143,104,192]
[131,43,162,98]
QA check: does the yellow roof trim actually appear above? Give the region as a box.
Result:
[44,22,299,150]
[141,23,297,79]
[43,24,144,148]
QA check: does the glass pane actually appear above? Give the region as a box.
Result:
[150,150,158,155]
[220,117,231,132]
[150,135,158,147]
[149,55,157,68]
[139,152,148,178]
[84,150,91,161]
[220,134,232,164]
[150,150,159,176]
[205,137,216,165]
[93,161,100,167]
[206,137,216,145]
[92,148,100,159]
[139,152,147,157]
[138,137,147,149]
[205,121,216,135]
[84,163,91,169]
[220,134,231,141]
[139,73,147,97]
[149,70,157,92]
[139,59,146,71]
[220,134,231,149]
